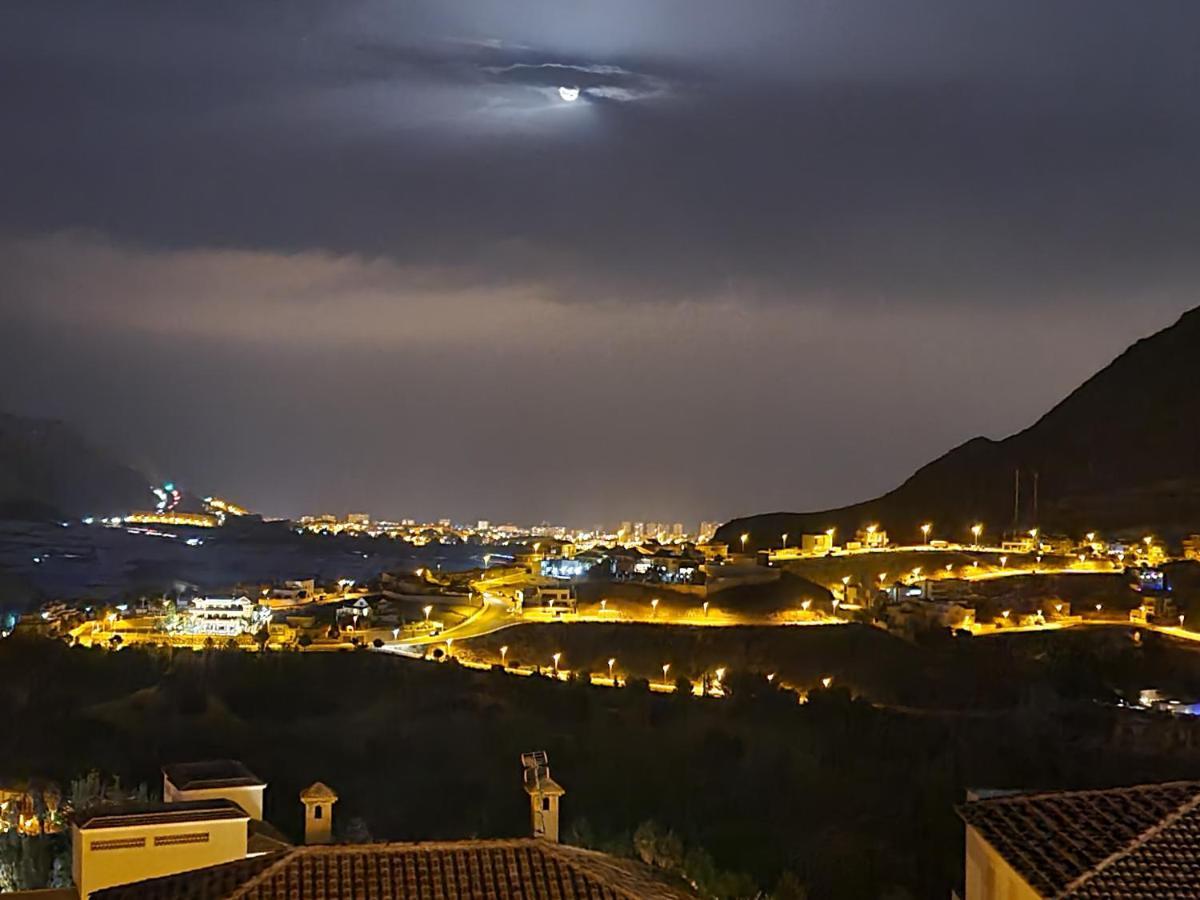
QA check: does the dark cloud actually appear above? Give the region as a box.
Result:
[1,1,1197,523]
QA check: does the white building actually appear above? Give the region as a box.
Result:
[182,596,268,636]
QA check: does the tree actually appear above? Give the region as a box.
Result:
[253,626,270,652]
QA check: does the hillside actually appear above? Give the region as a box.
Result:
[0,412,154,519]
[719,306,1200,548]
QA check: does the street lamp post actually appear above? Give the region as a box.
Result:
[662,663,671,685]
[781,533,788,549]
[921,523,932,545]
[552,651,561,675]
[608,657,616,681]
[702,601,710,618]
[500,645,508,666]
[740,533,749,555]
[651,598,659,617]
[971,523,983,547]
[423,604,433,623]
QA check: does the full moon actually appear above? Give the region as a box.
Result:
[557,86,580,102]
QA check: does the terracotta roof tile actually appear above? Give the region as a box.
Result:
[93,840,694,900]
[959,780,1200,898]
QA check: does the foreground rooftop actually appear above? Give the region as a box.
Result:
[959,779,1200,897]
[92,839,695,899]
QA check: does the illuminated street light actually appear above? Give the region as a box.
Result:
[1180,616,1187,628]
[715,666,726,682]
[832,598,841,612]
[945,563,953,573]
[767,673,776,683]
[1055,603,1063,613]
[1002,610,1011,619]
[1095,603,1102,612]
[999,556,1007,567]
[608,657,616,680]
[921,523,932,544]
[423,605,433,622]
[600,599,607,613]
[825,527,836,540]
[821,675,834,689]
[878,572,888,584]
[651,598,659,616]
[740,533,749,553]
[500,645,509,665]
[781,533,789,549]
[1086,532,1096,543]
[445,637,454,656]
[662,663,671,683]
[552,652,561,673]
[971,523,983,546]
[702,601,710,617]
[801,599,811,611]
[1144,535,1153,546]
[391,627,400,640]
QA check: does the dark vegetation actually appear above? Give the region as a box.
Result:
[6,628,1200,897]
[720,305,1200,548]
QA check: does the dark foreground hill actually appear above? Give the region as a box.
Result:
[0,411,153,519]
[720,306,1200,549]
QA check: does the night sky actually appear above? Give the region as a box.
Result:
[2,1,1198,526]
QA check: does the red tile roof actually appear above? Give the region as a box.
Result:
[959,780,1200,898]
[93,839,695,900]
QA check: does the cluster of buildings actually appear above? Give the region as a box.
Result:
[293,513,720,548]
[30,754,694,900]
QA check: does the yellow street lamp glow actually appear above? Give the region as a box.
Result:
[651,598,659,614]
[1144,536,1153,546]
[1055,603,1063,613]
[1086,532,1095,542]
[945,563,953,573]
[767,673,776,683]
[500,645,508,664]
[1002,610,1011,618]
[825,527,836,538]
[921,523,932,542]
[801,599,811,611]
[1095,603,1102,611]
[600,599,607,612]
[999,556,1007,567]
[1029,528,1039,538]
[740,533,749,552]
[715,666,726,681]
[552,651,561,672]
[879,572,888,583]
[1180,616,1186,628]
[841,575,851,585]
[971,523,983,543]
[662,663,671,682]
[781,532,788,548]
[866,524,877,534]
[423,605,433,622]
[702,601,710,617]
[821,675,834,688]
[608,657,616,679]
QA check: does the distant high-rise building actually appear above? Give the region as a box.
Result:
[438,518,452,528]
[672,522,684,537]
[347,513,370,526]
[619,521,632,537]
[698,521,719,541]
[477,520,490,531]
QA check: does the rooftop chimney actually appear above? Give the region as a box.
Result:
[520,751,565,843]
[299,782,338,845]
